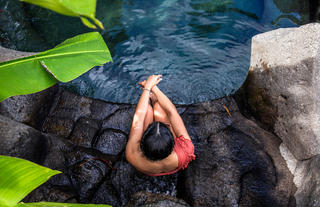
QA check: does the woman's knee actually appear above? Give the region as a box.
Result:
[153,102,169,124]
[144,104,154,130]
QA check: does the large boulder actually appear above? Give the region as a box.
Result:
[0,114,48,163]
[244,23,320,160]
[280,145,320,207]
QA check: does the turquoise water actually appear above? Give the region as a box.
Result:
[0,0,304,104]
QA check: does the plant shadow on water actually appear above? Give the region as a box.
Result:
[0,0,307,104]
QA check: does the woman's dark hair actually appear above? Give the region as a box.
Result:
[140,122,174,161]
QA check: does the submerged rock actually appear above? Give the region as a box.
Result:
[245,23,320,160]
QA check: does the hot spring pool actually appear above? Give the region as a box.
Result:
[0,0,307,104]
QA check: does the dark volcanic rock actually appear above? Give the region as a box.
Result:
[0,86,296,207]
[42,134,74,170]
[42,89,125,139]
[178,98,295,207]
[92,179,120,207]
[125,191,190,207]
[69,159,107,202]
[93,129,127,155]
[43,116,75,138]
[0,115,48,164]
[181,97,238,142]
[64,149,111,202]
[101,107,135,135]
[90,99,120,120]
[0,86,57,129]
[24,183,77,203]
[70,117,99,148]
[111,161,178,206]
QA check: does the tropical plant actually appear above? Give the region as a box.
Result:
[0,155,111,207]
[20,0,104,29]
[0,32,112,102]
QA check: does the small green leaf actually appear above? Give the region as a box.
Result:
[0,156,61,207]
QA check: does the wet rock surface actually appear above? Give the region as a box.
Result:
[0,87,297,206]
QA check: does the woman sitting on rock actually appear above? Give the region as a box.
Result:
[126,75,195,176]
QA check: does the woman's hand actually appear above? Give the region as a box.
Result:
[139,75,162,90]
[138,80,146,88]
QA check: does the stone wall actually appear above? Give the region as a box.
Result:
[244,23,320,207]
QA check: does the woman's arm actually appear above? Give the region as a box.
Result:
[126,75,162,163]
[151,86,191,140]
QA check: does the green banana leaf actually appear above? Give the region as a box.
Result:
[0,32,112,102]
[0,156,61,207]
[20,0,104,29]
[17,202,111,207]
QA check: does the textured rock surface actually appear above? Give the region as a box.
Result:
[93,129,127,155]
[179,98,295,207]
[281,146,320,207]
[125,191,190,207]
[0,114,48,164]
[0,87,297,206]
[294,155,320,207]
[245,23,320,160]
[0,46,36,62]
[111,161,178,206]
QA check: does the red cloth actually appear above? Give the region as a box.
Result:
[146,135,195,176]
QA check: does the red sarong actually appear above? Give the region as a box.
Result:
[146,135,195,176]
